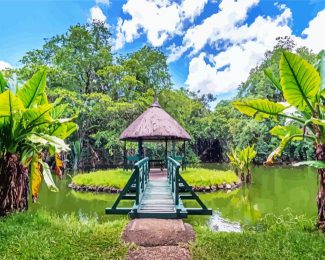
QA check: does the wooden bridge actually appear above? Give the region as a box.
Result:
[106,157,212,219]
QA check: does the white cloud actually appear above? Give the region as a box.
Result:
[0,61,12,71]
[95,0,109,5]
[298,9,325,53]
[89,6,107,23]
[113,0,208,49]
[185,2,293,95]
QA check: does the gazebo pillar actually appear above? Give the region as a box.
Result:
[165,139,168,167]
[183,140,186,170]
[172,140,176,157]
[123,140,127,170]
[138,139,144,159]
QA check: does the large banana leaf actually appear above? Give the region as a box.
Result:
[22,104,53,128]
[0,90,25,117]
[233,99,287,120]
[264,68,282,91]
[51,122,78,139]
[317,51,325,90]
[0,72,8,93]
[30,155,42,202]
[280,51,320,111]
[265,134,291,165]
[269,125,303,140]
[17,70,47,108]
[40,161,59,192]
[29,134,70,153]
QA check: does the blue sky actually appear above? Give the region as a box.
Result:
[1,0,325,101]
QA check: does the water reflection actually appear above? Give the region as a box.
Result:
[31,165,318,229]
[209,212,241,232]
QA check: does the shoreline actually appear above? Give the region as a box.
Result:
[68,181,242,193]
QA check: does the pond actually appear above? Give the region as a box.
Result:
[30,165,318,230]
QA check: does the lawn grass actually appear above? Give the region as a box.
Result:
[71,167,239,189]
[0,210,129,259]
[72,169,130,189]
[181,168,238,187]
[191,212,325,259]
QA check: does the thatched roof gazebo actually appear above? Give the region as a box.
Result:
[120,97,191,170]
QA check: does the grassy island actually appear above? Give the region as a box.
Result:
[70,168,239,191]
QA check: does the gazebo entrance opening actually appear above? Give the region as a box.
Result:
[123,139,187,172]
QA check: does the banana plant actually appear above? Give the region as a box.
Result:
[233,51,325,230]
[228,145,256,183]
[0,70,77,215]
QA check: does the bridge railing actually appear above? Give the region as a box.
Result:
[167,156,180,206]
[105,157,149,215]
[134,157,149,205]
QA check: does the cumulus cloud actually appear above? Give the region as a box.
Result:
[298,9,325,53]
[89,6,107,23]
[183,0,293,95]
[95,0,109,5]
[113,0,207,49]
[0,61,12,71]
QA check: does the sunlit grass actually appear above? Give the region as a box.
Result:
[72,169,130,189]
[71,168,239,189]
[191,212,325,259]
[0,210,129,259]
[181,168,238,187]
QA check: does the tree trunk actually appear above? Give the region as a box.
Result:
[0,154,29,216]
[316,144,325,231]
[240,172,245,182]
[245,170,251,184]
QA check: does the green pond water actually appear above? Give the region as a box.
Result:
[30,165,318,230]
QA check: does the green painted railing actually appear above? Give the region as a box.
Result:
[135,157,149,205]
[106,157,149,215]
[167,156,180,206]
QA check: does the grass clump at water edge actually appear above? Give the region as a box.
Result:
[0,210,129,259]
[191,211,325,259]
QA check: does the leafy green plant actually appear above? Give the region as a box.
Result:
[233,51,325,230]
[0,70,77,215]
[227,145,257,183]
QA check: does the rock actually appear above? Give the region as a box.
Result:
[211,185,217,191]
[225,184,231,189]
[217,184,223,190]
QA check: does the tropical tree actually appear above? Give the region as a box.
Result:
[228,145,256,183]
[233,51,325,230]
[0,70,77,215]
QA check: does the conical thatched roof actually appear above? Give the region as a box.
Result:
[120,98,191,141]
